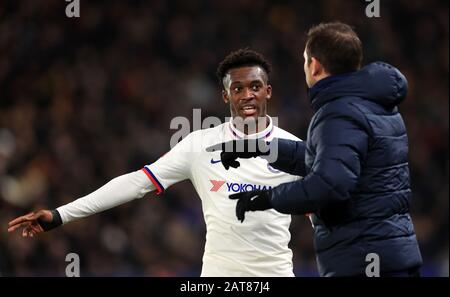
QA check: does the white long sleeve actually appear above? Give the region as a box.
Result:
[56,170,155,224]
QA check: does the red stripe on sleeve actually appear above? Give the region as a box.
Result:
[142,168,163,195]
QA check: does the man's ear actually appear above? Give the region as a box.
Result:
[222,89,229,103]
[266,85,272,100]
[311,57,324,77]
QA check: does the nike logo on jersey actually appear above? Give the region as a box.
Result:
[210,158,221,164]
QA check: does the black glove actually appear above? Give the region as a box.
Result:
[206,139,270,170]
[37,209,63,231]
[229,190,273,223]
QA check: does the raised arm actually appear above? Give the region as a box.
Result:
[8,169,155,237]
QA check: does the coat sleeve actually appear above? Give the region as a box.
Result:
[266,138,307,176]
[270,107,369,215]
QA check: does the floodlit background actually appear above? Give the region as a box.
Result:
[0,0,448,276]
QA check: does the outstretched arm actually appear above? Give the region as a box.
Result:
[206,138,306,176]
[271,112,368,215]
[8,129,199,237]
[228,107,369,222]
[265,138,306,176]
[7,169,155,237]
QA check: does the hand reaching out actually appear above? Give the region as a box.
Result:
[206,139,271,170]
[8,209,62,237]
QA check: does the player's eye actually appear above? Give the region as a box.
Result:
[233,86,242,93]
[252,85,261,91]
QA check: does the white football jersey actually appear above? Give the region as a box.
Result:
[144,116,301,277]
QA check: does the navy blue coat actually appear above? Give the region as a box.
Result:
[270,62,423,276]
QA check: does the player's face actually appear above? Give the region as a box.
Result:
[222,66,272,120]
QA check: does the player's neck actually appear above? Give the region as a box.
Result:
[232,116,269,135]
[244,118,268,134]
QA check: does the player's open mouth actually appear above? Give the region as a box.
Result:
[241,105,257,116]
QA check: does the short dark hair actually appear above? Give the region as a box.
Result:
[306,22,363,75]
[216,48,272,88]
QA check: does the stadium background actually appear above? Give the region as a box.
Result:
[0,0,448,276]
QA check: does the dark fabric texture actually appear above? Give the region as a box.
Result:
[270,62,423,276]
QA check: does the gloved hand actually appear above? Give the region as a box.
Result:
[229,190,273,223]
[206,139,270,170]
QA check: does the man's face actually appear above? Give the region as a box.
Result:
[222,66,272,120]
[303,49,314,88]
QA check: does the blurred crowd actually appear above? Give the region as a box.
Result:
[0,0,448,276]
